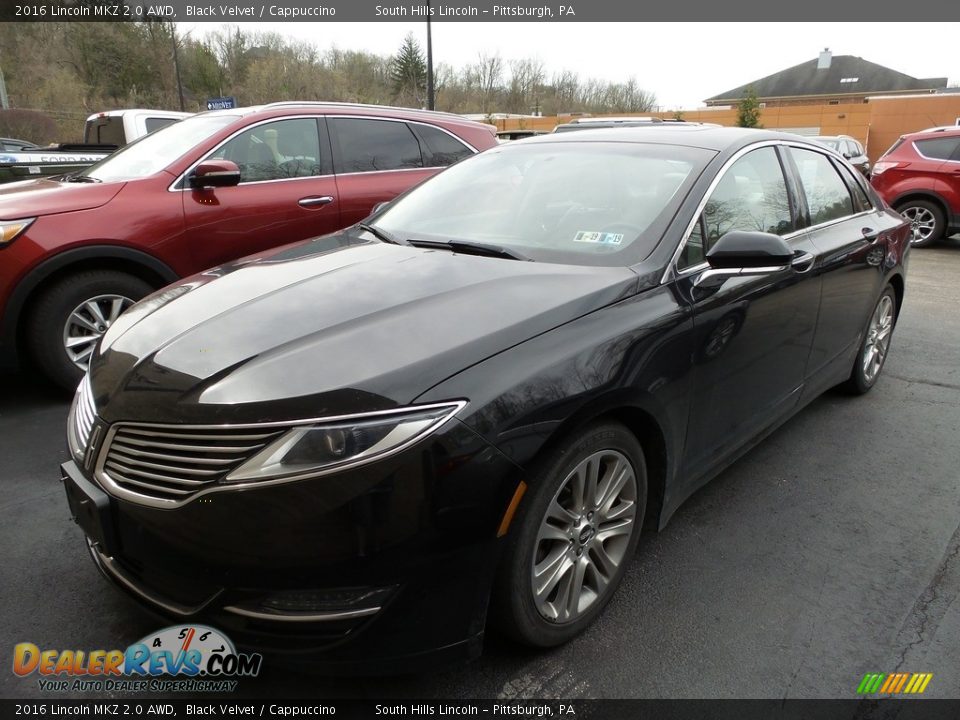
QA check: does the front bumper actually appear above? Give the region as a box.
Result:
[60,419,523,673]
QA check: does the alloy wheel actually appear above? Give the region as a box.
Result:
[531,449,638,623]
[63,294,134,371]
[900,205,936,245]
[862,294,894,384]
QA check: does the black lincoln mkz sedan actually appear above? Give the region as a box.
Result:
[62,127,909,671]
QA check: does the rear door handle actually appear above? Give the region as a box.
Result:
[862,227,879,242]
[792,252,815,273]
[298,196,334,208]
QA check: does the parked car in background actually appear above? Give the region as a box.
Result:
[553,117,721,133]
[496,129,548,142]
[0,102,497,389]
[870,126,960,246]
[811,135,870,176]
[1,138,38,152]
[0,109,191,185]
[82,109,192,147]
[62,127,908,671]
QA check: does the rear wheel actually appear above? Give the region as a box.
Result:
[841,286,897,395]
[491,422,647,647]
[895,199,944,247]
[26,270,152,391]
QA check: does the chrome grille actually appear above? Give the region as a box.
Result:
[73,374,96,453]
[99,425,285,502]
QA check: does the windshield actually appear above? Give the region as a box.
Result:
[82,115,239,182]
[373,141,713,267]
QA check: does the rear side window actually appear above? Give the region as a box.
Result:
[791,148,854,226]
[914,137,960,161]
[834,162,872,212]
[144,117,179,134]
[414,124,473,167]
[331,118,424,173]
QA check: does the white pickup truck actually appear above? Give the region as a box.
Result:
[0,108,191,184]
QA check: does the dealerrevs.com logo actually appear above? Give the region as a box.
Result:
[13,625,262,693]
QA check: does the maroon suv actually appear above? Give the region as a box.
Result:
[0,102,497,389]
[870,126,960,246]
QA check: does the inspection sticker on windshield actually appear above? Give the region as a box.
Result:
[574,231,624,245]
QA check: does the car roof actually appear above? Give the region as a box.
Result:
[519,125,817,152]
[903,126,960,140]
[199,102,491,129]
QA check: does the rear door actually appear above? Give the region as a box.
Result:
[181,116,341,271]
[784,144,904,397]
[328,117,470,227]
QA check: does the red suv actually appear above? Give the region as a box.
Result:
[870,126,960,247]
[0,102,497,389]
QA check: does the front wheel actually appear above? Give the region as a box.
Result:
[26,270,152,391]
[841,286,897,395]
[491,422,647,647]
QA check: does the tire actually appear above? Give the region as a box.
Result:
[895,199,945,247]
[490,421,647,647]
[841,286,897,395]
[26,270,153,392]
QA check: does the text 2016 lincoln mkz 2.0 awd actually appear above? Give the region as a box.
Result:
[62,127,909,671]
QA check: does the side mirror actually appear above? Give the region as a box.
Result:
[842,151,853,159]
[189,160,241,188]
[706,230,793,268]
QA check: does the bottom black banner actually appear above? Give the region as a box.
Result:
[3,699,960,720]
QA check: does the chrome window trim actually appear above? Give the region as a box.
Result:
[92,400,467,509]
[663,140,876,284]
[168,114,479,192]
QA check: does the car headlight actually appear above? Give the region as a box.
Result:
[225,401,466,482]
[0,218,35,246]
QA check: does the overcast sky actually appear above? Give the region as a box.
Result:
[178,22,958,110]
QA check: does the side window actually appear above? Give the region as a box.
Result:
[331,118,424,173]
[791,148,854,226]
[704,147,792,246]
[414,124,473,167]
[915,137,960,161]
[678,146,792,271]
[835,162,872,212]
[208,118,321,183]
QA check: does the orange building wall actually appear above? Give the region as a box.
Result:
[496,95,960,163]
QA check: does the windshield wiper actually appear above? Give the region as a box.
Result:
[64,173,102,183]
[408,239,531,261]
[358,222,409,246]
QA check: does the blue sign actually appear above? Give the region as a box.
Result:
[206,96,237,111]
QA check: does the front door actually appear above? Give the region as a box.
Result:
[674,145,821,487]
[182,117,341,271]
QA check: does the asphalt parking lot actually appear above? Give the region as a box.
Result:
[2,241,959,701]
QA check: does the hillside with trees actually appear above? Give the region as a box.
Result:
[0,22,656,142]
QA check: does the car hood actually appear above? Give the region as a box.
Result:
[0,178,124,218]
[91,234,638,424]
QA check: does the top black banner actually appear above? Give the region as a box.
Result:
[1,0,957,21]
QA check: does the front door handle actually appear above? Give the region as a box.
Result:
[298,196,334,208]
[792,252,815,273]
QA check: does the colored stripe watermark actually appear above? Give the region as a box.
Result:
[857,673,933,695]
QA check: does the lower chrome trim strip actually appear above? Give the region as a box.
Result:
[87,540,222,617]
[222,605,380,623]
